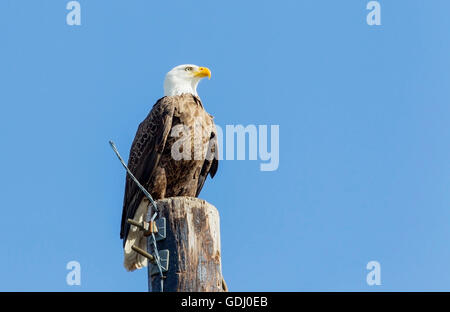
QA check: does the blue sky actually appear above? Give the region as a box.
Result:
[0,0,449,291]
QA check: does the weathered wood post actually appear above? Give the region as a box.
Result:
[148,197,226,292]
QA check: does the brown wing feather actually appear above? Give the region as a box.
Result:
[196,124,219,197]
[120,97,175,241]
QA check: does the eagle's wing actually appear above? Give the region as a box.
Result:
[120,97,174,241]
[196,123,219,197]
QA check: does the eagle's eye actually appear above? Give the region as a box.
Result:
[185,66,193,72]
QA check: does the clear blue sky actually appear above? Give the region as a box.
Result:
[0,0,449,291]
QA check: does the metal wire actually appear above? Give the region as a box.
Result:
[109,141,159,212]
[109,140,165,292]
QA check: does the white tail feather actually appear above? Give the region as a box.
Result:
[123,198,149,271]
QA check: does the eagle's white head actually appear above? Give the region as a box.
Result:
[164,64,211,97]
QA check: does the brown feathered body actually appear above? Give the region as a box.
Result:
[121,94,218,245]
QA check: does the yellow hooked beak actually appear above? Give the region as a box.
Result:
[194,66,212,79]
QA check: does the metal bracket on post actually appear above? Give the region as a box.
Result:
[148,217,168,276]
[132,245,155,263]
[154,217,166,241]
[127,217,166,240]
[143,201,168,286]
[131,245,169,276]
[128,217,168,273]
[150,249,170,276]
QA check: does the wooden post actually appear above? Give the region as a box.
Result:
[148,197,226,292]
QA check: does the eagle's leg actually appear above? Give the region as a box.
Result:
[148,166,167,200]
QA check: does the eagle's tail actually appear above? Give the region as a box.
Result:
[123,198,149,271]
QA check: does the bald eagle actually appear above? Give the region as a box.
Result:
[121,65,219,271]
